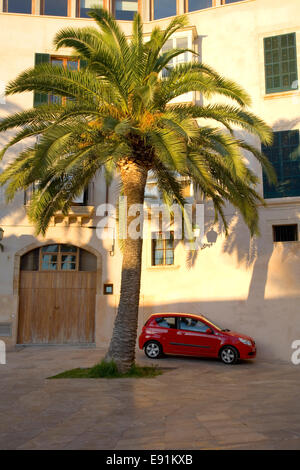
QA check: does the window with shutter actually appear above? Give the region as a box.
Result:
[264,33,298,94]
[33,53,50,107]
[49,57,80,105]
[262,130,300,198]
[34,55,81,107]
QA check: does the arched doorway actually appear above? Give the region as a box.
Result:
[18,244,97,344]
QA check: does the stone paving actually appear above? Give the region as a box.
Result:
[0,345,300,450]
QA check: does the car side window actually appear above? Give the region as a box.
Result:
[155,317,176,329]
[179,317,208,333]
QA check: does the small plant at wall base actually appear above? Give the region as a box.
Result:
[0,8,275,373]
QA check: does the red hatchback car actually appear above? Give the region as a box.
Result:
[139,313,256,364]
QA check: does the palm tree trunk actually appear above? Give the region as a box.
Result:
[105,161,148,373]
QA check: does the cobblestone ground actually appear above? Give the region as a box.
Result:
[0,346,300,450]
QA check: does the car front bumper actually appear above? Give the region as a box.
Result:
[238,343,256,359]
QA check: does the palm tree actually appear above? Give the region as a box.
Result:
[0,9,274,372]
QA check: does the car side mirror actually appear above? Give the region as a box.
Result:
[206,328,214,335]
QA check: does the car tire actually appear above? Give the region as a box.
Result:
[220,346,239,365]
[144,341,163,359]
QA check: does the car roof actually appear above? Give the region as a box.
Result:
[148,313,206,320]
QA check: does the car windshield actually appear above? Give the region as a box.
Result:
[195,315,228,332]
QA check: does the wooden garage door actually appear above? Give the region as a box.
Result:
[18,245,97,344]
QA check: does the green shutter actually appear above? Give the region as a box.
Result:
[262,130,300,198]
[80,59,88,70]
[264,33,298,94]
[33,53,50,107]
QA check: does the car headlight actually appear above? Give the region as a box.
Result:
[239,338,252,346]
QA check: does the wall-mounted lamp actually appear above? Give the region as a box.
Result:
[109,241,115,257]
[0,227,4,252]
[201,228,218,250]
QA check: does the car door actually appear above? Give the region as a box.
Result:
[176,316,220,357]
[151,316,181,354]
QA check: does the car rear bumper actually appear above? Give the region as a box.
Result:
[138,335,144,350]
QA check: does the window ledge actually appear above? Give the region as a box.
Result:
[52,206,95,226]
[0,12,70,19]
[263,196,300,207]
[146,265,180,271]
[25,205,95,216]
[264,90,299,100]
[273,241,300,246]
[67,205,95,216]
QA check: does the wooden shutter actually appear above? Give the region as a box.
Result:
[33,53,50,107]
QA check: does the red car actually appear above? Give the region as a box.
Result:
[139,313,256,364]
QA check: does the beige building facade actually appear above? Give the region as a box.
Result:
[0,0,300,362]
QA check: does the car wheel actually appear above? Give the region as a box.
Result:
[144,341,163,359]
[220,346,238,364]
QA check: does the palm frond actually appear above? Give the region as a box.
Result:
[0,7,273,236]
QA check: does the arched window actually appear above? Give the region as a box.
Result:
[21,245,97,272]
